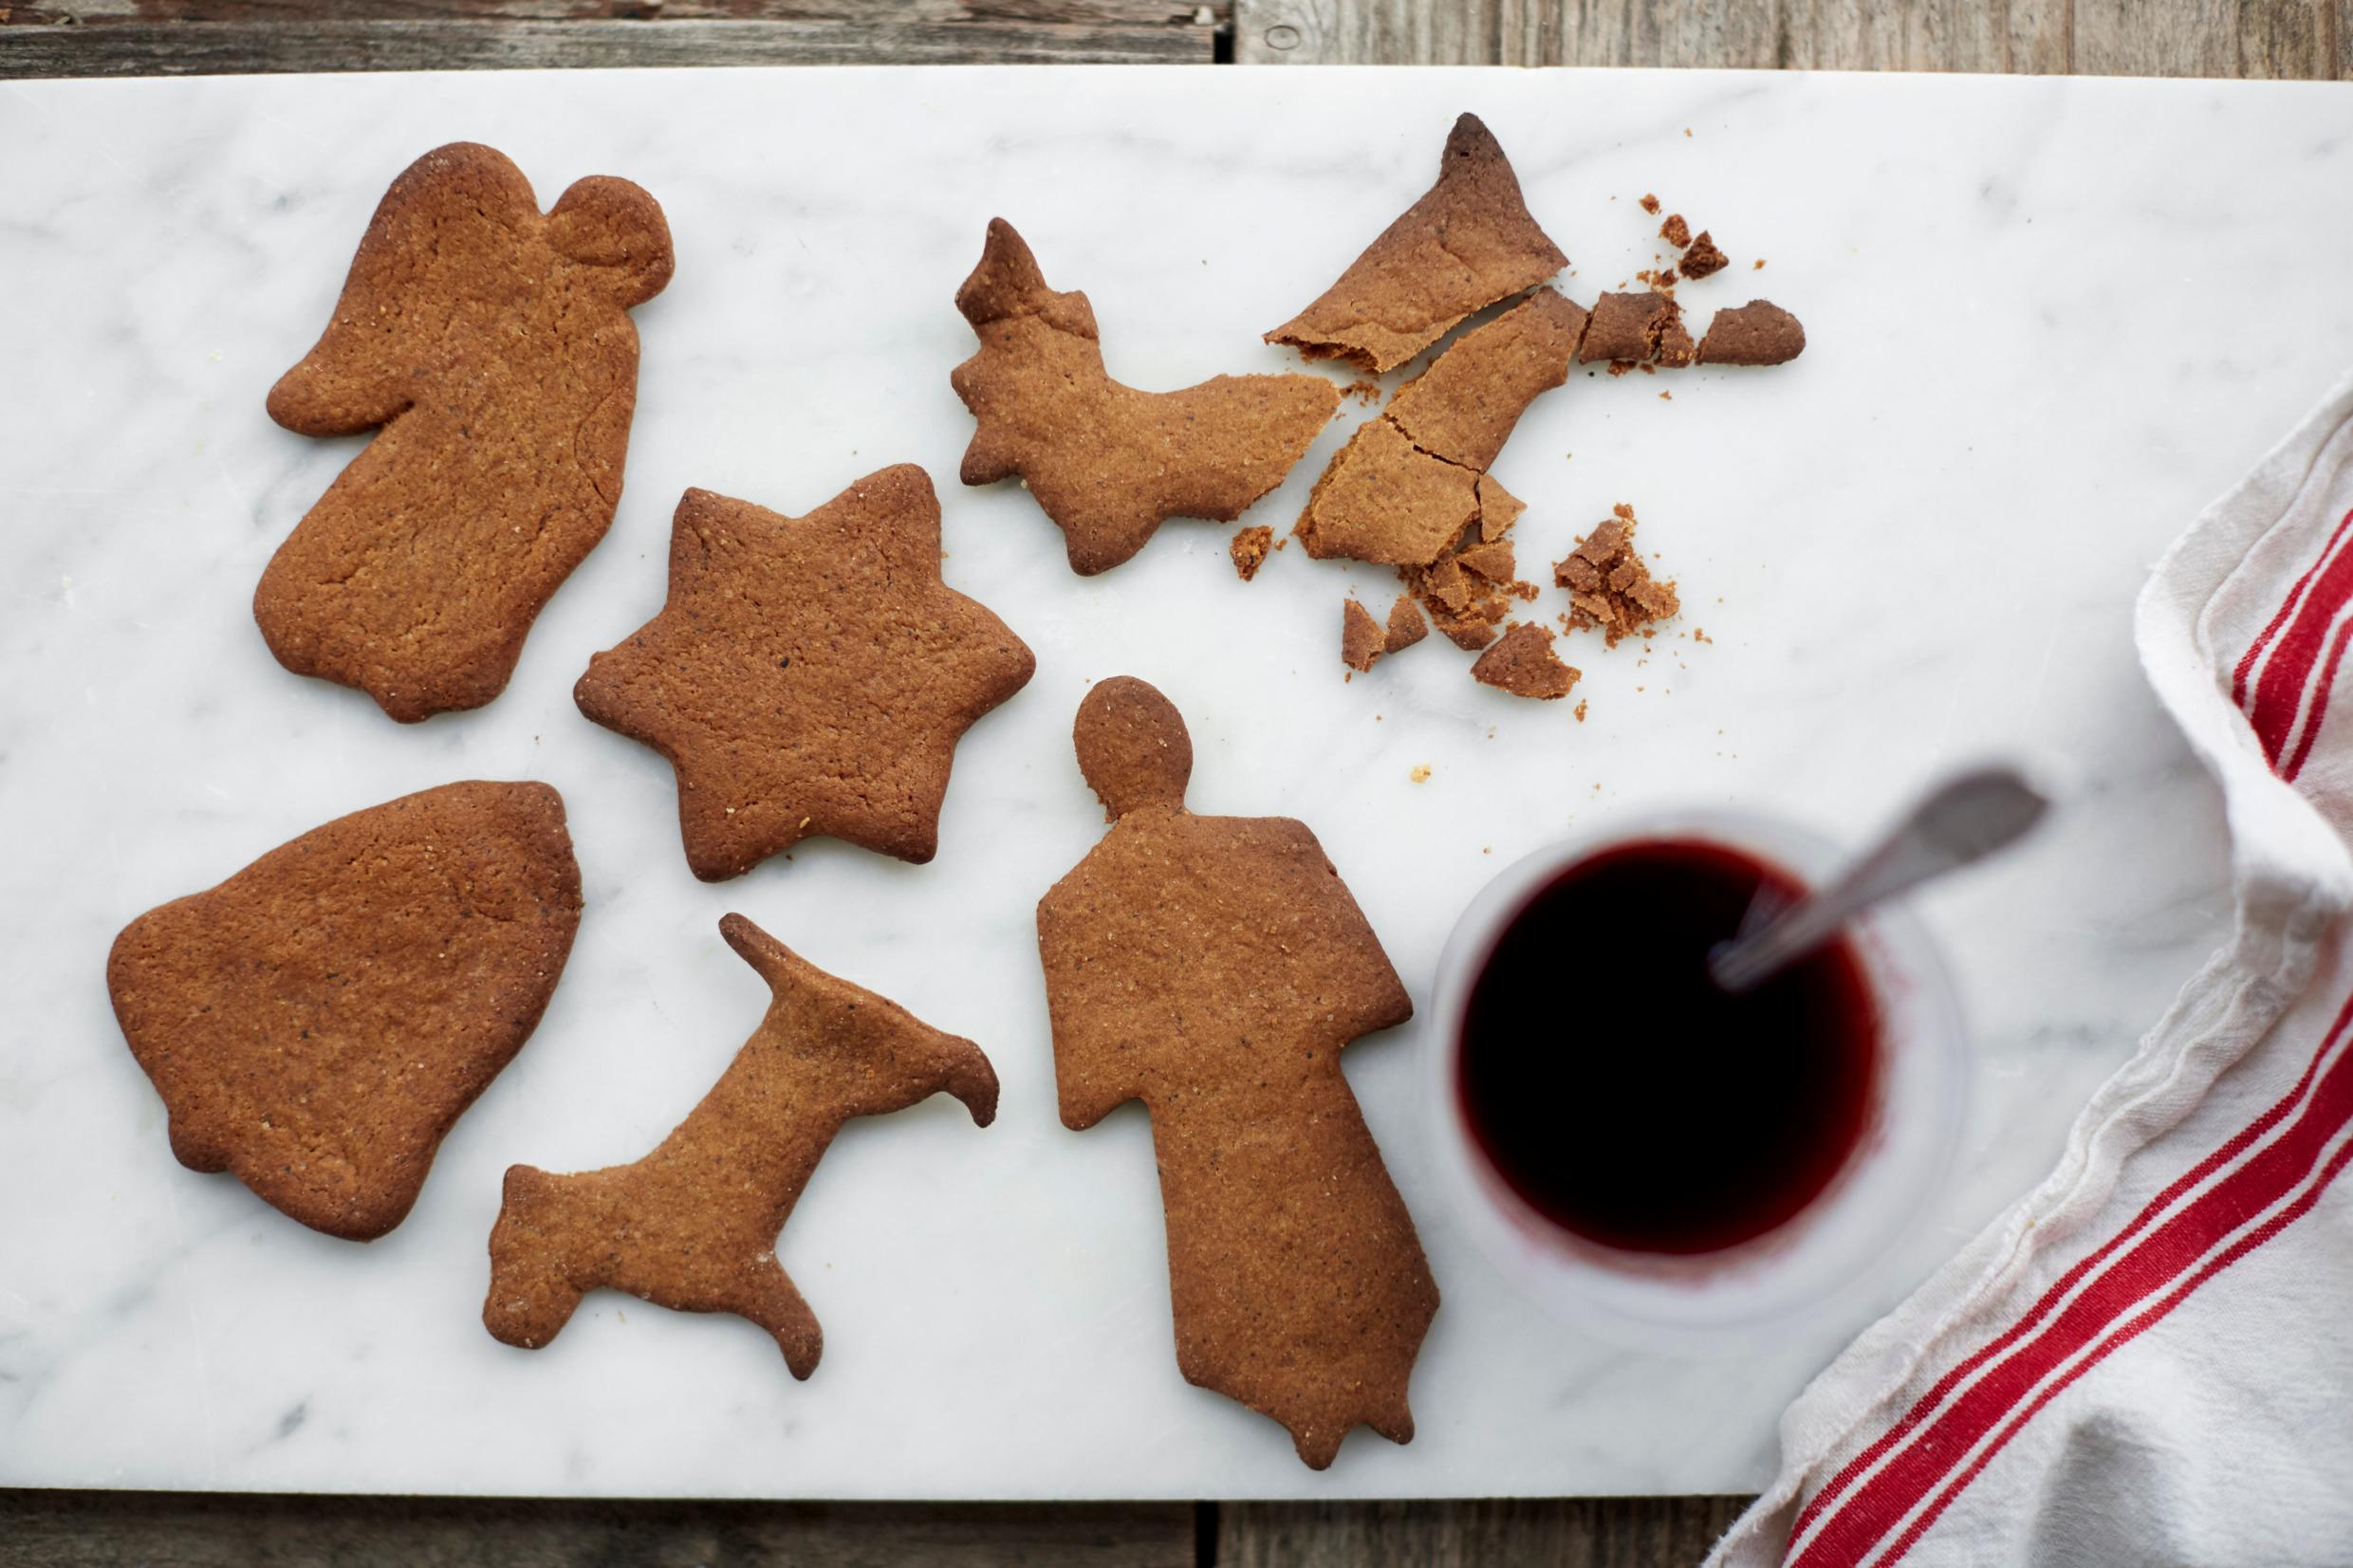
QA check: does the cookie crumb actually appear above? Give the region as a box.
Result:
[1753,258,1767,270]
[1639,193,1661,214]
[1574,699,1588,722]
[1411,764,1433,783]
[1659,213,1691,248]
[1231,525,1273,581]
[1340,378,1383,405]
[1679,231,1730,280]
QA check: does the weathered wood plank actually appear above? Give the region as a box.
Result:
[1232,0,2348,71]
[0,1491,1198,1568]
[4,0,1202,21]
[1218,1497,1754,1568]
[0,14,1216,74]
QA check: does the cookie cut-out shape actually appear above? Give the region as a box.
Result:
[258,143,673,722]
[107,782,583,1241]
[574,470,1034,881]
[485,914,997,1376]
[952,219,1339,576]
[1268,114,1567,373]
[1037,678,1437,1469]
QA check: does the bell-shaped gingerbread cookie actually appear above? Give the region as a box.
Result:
[1036,678,1438,1468]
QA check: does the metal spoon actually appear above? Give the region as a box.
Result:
[1707,766,2050,995]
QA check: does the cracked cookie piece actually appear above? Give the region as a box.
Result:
[952,219,1338,576]
[1697,300,1806,365]
[486,913,997,1377]
[1295,419,1482,566]
[1385,288,1586,470]
[1577,290,1695,368]
[574,469,1035,881]
[1472,622,1580,699]
[1268,114,1567,374]
[107,782,583,1241]
[1231,525,1274,581]
[1038,678,1437,1468]
[1555,505,1681,645]
[1343,598,1387,673]
[257,143,673,723]
[1678,231,1730,280]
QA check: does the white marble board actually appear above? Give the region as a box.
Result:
[2,65,2349,1499]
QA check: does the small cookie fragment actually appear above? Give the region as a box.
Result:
[1471,623,1581,700]
[1037,679,1436,1469]
[1697,300,1806,365]
[1385,288,1587,471]
[1268,114,1567,374]
[1343,599,1387,673]
[1232,525,1274,581]
[108,782,584,1241]
[1458,539,1516,581]
[574,470,1035,881]
[1659,213,1692,249]
[953,219,1338,575]
[485,913,998,1377]
[1554,507,1681,646]
[257,143,675,723]
[1678,231,1730,279]
[1384,594,1429,653]
[1578,290,1694,368]
[1639,193,1662,214]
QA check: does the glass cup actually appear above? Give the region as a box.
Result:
[1423,807,1969,1350]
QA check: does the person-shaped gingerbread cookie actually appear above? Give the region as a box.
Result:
[1036,677,1438,1468]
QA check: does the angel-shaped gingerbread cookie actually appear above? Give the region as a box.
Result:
[258,142,673,722]
[1036,678,1438,1468]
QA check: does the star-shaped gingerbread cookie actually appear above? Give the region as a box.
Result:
[575,467,1035,880]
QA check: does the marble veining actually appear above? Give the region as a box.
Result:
[0,65,2347,1499]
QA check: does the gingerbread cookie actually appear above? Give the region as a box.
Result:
[952,219,1338,576]
[485,913,997,1376]
[106,781,582,1241]
[1385,287,1586,470]
[1472,621,1581,699]
[1037,678,1437,1468]
[257,143,673,723]
[1577,289,1695,367]
[1268,114,1566,373]
[1698,300,1806,365]
[574,470,1034,881]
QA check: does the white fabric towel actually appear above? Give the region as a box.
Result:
[1710,368,2353,1568]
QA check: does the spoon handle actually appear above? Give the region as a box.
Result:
[1708,767,2049,994]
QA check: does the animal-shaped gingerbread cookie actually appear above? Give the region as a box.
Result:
[952,219,1339,576]
[484,913,998,1377]
[258,142,673,722]
[1036,678,1438,1468]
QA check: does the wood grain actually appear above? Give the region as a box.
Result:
[0,16,1214,70]
[1232,0,2350,72]
[1219,1497,1753,1567]
[0,1491,1197,1567]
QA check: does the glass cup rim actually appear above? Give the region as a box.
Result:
[1422,804,1970,1350]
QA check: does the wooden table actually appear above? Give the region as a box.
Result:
[2,4,2342,1563]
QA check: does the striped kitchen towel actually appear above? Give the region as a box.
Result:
[1711,367,2353,1568]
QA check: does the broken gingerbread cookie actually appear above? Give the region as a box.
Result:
[1555,504,1681,645]
[1472,621,1581,699]
[574,469,1034,881]
[485,913,997,1377]
[1231,525,1274,581]
[107,781,583,1241]
[1268,113,1566,374]
[952,219,1337,576]
[1577,290,1695,368]
[1697,300,1806,364]
[1037,678,1437,1469]
[257,143,673,723]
